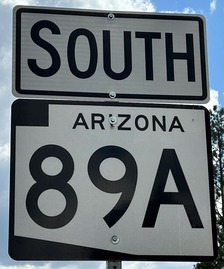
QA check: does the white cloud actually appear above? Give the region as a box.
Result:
[0,46,11,68]
[150,262,196,269]
[182,7,196,14]
[50,264,80,269]
[0,143,10,162]
[210,0,217,14]
[204,88,219,110]
[74,0,156,12]
[0,263,108,269]
[160,7,197,14]
[0,265,52,269]
[1,0,156,12]
[116,262,196,269]
[0,47,11,97]
[123,262,150,269]
[0,0,38,6]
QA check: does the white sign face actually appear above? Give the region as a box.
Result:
[9,100,216,260]
[12,6,209,103]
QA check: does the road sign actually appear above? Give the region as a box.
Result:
[12,6,209,103]
[9,99,216,260]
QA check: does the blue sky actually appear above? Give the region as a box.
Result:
[0,0,223,269]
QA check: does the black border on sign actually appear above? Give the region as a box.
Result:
[9,99,217,261]
[14,6,208,101]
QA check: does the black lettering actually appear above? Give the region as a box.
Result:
[152,115,166,131]
[135,32,161,80]
[103,31,132,80]
[28,20,61,77]
[67,28,97,78]
[135,115,149,131]
[142,149,203,228]
[118,114,131,130]
[72,113,89,129]
[91,113,105,130]
[166,33,195,81]
[169,116,184,132]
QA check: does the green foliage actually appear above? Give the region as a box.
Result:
[194,262,215,269]
[194,106,224,269]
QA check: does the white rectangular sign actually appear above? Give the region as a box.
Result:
[9,100,216,260]
[12,6,209,103]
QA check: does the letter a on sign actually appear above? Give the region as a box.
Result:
[142,149,204,228]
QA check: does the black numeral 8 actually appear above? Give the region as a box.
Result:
[26,144,78,229]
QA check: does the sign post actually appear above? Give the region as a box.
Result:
[107,261,121,269]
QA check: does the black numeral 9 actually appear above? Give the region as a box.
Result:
[88,146,138,227]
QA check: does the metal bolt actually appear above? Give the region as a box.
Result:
[111,235,120,244]
[109,116,117,125]
[109,91,116,99]
[108,13,115,20]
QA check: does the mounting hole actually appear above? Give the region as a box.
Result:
[108,13,115,20]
